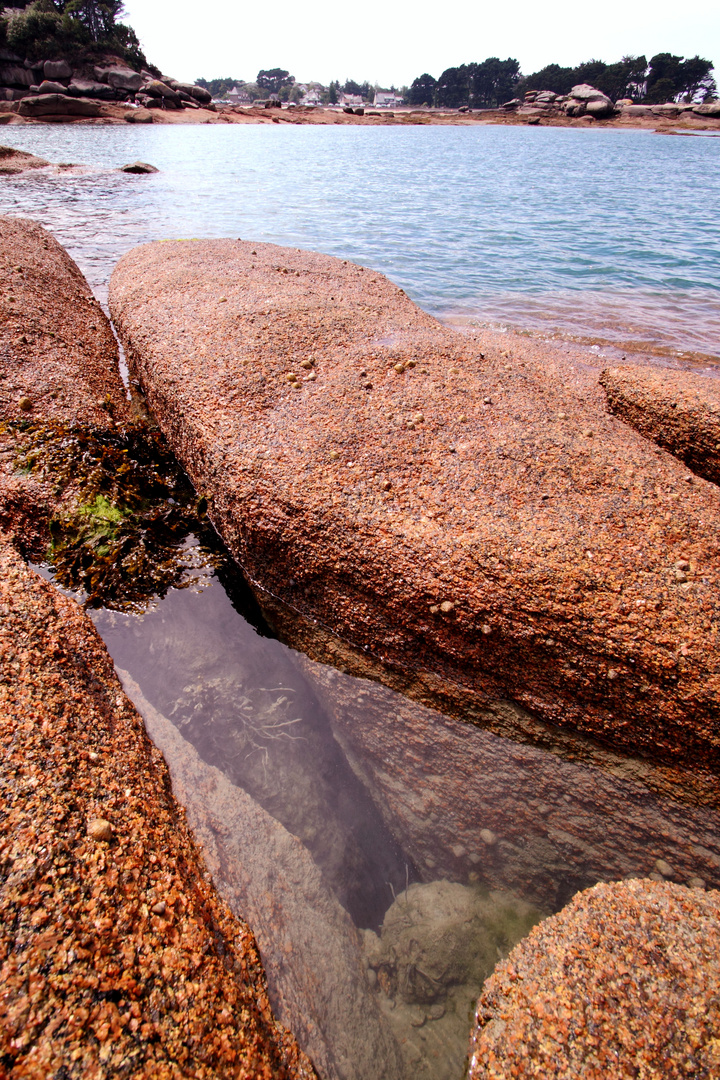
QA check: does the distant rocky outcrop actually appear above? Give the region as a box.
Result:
[503,82,719,122]
[0,47,213,117]
[468,879,720,1079]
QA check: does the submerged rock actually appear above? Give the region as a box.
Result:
[363,880,541,1080]
[0,144,50,173]
[468,879,720,1078]
[109,239,720,768]
[120,672,406,1080]
[119,160,159,173]
[601,363,720,484]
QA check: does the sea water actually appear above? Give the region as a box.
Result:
[1,122,719,360]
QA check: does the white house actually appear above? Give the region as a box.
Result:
[339,93,364,108]
[373,90,403,108]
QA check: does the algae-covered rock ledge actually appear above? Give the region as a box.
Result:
[109,238,720,770]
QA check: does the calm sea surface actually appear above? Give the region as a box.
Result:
[1,123,719,360]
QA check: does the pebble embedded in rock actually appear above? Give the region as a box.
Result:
[87,818,113,842]
[480,828,497,845]
[440,600,455,613]
[655,858,674,878]
[18,396,32,411]
[152,901,167,916]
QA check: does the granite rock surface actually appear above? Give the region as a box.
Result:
[601,363,720,485]
[110,240,720,768]
[0,540,316,1079]
[468,878,720,1079]
[0,217,316,1077]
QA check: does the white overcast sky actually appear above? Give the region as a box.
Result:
[122,0,719,87]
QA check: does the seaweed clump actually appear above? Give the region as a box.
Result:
[3,419,221,611]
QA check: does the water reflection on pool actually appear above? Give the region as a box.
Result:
[90,558,720,1080]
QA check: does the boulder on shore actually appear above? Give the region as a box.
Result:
[601,364,720,485]
[109,240,720,768]
[468,879,720,1079]
[18,93,101,117]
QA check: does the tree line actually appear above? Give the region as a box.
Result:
[407,53,717,108]
[196,71,396,105]
[0,0,149,69]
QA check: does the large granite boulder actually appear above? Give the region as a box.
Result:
[167,78,213,103]
[468,879,720,1078]
[43,58,72,81]
[0,63,33,88]
[17,93,101,117]
[95,64,143,91]
[67,77,116,99]
[0,215,126,429]
[601,364,720,484]
[693,102,720,117]
[141,78,180,101]
[109,240,720,768]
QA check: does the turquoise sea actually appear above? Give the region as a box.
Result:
[1,122,719,361]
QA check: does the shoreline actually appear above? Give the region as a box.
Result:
[3,99,720,132]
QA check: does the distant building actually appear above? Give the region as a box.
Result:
[339,93,364,108]
[226,85,252,105]
[374,90,403,107]
[301,87,322,106]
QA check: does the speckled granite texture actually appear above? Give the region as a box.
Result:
[0,218,316,1078]
[0,214,130,552]
[601,363,720,485]
[0,215,127,428]
[0,541,316,1079]
[110,240,720,768]
[468,878,720,1079]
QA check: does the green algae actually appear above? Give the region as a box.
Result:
[3,419,223,611]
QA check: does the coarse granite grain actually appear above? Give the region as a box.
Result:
[0,218,317,1078]
[0,539,316,1079]
[467,878,720,1079]
[0,215,128,430]
[601,363,720,485]
[110,240,720,768]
